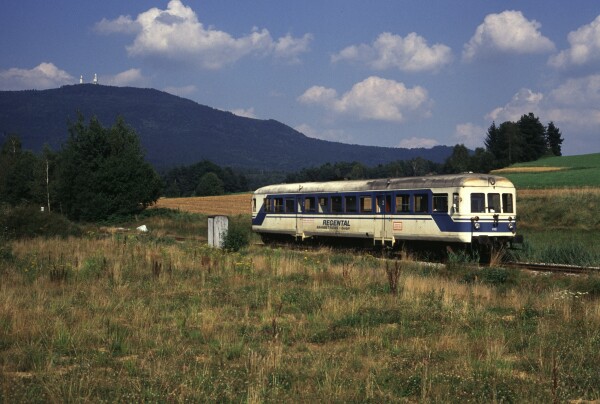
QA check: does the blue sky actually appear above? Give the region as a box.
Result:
[1,1,599,156]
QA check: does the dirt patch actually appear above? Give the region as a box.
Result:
[153,194,252,216]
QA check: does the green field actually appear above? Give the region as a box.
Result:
[496,153,600,188]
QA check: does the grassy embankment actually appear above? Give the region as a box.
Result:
[1,153,600,402]
[493,153,600,265]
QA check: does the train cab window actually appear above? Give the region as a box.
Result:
[264,198,272,213]
[318,197,329,213]
[471,193,485,213]
[452,193,460,213]
[274,197,284,213]
[396,194,410,213]
[285,198,295,213]
[331,196,343,213]
[488,193,501,213]
[345,195,357,213]
[304,197,316,213]
[433,194,448,213]
[414,194,429,213]
[502,193,514,213]
[360,196,373,213]
[252,198,256,213]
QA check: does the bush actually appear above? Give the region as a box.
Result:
[0,205,81,239]
[222,223,250,252]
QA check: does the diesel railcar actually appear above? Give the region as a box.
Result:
[251,173,521,249]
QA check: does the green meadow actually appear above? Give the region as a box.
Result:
[495,153,600,188]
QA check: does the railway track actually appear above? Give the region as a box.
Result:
[504,261,600,274]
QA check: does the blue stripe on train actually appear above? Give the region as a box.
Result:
[254,211,515,234]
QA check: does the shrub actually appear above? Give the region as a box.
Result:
[0,205,81,239]
[222,222,250,252]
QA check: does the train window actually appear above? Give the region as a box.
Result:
[252,198,256,213]
[345,195,357,213]
[318,197,329,213]
[360,196,373,213]
[502,193,514,213]
[304,197,316,213]
[471,193,485,213]
[396,194,410,213]
[331,196,343,213]
[488,193,501,213]
[433,194,448,213]
[264,198,272,213]
[285,198,295,213]
[414,194,429,213]
[274,198,284,213]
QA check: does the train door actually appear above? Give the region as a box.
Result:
[376,194,393,244]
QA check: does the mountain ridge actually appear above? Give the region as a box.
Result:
[0,84,453,170]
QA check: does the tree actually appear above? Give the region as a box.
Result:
[0,135,40,206]
[443,144,470,173]
[517,113,546,161]
[545,121,563,156]
[56,115,162,221]
[196,172,224,196]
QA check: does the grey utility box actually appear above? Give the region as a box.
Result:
[207,215,229,248]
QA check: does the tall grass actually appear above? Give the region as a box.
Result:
[2,230,600,402]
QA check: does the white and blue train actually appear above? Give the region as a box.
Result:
[252,173,521,249]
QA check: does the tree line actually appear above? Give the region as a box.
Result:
[0,115,162,221]
[1,111,564,221]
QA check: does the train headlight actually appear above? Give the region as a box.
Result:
[474,222,481,230]
[508,222,514,230]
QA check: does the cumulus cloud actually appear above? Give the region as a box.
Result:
[545,74,600,128]
[230,107,258,119]
[0,62,74,90]
[397,137,439,149]
[549,15,600,68]
[453,123,486,149]
[163,84,197,97]
[484,75,600,142]
[298,76,432,122]
[332,32,452,72]
[486,88,544,122]
[295,123,354,143]
[103,68,147,87]
[95,0,312,69]
[463,10,554,61]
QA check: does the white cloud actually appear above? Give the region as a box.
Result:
[485,88,544,122]
[95,15,140,34]
[295,123,353,143]
[298,76,432,122]
[230,107,257,119]
[484,75,600,151]
[0,62,74,90]
[463,10,555,61]
[332,32,452,72]
[545,74,600,128]
[453,123,485,149]
[163,84,197,97]
[103,68,147,86]
[549,15,600,68]
[95,0,312,69]
[397,137,439,149]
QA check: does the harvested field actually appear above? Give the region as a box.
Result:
[153,194,252,216]
[518,187,600,198]
[492,166,567,174]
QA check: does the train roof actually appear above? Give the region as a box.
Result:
[254,173,514,194]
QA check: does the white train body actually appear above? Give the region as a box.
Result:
[252,174,519,247]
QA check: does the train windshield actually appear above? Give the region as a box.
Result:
[471,193,485,213]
